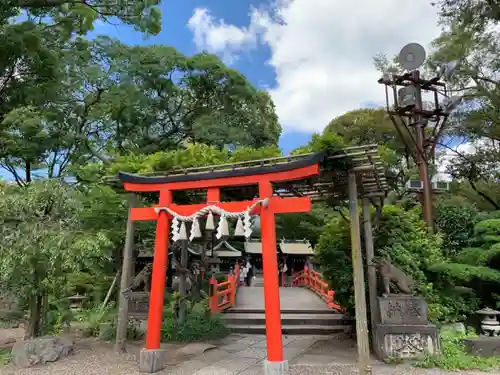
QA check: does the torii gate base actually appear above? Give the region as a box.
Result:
[117,159,323,375]
[139,349,164,373]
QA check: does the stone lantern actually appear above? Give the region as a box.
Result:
[477,307,500,336]
[68,294,87,312]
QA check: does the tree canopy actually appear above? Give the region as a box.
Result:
[0,35,282,183]
[2,0,500,344]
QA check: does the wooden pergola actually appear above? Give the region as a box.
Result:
[114,144,387,375]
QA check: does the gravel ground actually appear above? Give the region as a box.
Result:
[0,334,499,375]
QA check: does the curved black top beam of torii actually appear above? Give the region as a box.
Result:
[117,150,329,185]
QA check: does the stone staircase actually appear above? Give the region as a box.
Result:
[222,308,351,335]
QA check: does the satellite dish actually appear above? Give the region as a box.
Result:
[398,43,426,71]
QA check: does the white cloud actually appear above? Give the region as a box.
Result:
[187,1,442,133]
[187,8,257,64]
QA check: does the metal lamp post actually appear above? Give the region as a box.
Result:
[377,43,461,232]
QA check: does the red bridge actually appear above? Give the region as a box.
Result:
[209,265,350,335]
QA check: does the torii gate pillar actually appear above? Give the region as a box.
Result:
[117,160,322,374]
[260,181,287,373]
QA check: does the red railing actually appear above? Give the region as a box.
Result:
[292,266,344,312]
[209,264,240,313]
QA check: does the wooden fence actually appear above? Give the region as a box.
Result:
[209,264,240,313]
[292,266,344,312]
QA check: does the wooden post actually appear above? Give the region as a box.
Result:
[363,197,378,344]
[145,191,172,350]
[178,239,188,324]
[348,171,372,375]
[259,181,284,363]
[115,193,136,353]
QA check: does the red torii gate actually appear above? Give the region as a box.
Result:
[118,153,328,373]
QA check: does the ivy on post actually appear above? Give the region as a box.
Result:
[348,170,372,375]
[115,193,137,353]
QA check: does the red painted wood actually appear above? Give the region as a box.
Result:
[129,197,311,221]
[145,191,172,350]
[259,180,284,362]
[123,164,320,192]
[207,188,220,203]
[291,268,345,312]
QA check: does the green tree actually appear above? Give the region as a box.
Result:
[276,203,336,246]
[0,35,282,183]
[435,195,479,255]
[325,108,405,156]
[0,0,162,183]
[320,108,412,199]
[315,205,450,319]
[429,217,500,312]
[1,0,162,35]
[0,181,112,337]
[424,14,500,208]
[434,0,500,29]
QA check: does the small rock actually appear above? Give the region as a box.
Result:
[11,336,74,368]
[453,322,466,333]
[0,336,15,346]
[179,342,216,356]
[441,322,466,334]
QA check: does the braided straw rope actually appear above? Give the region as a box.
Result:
[153,198,269,221]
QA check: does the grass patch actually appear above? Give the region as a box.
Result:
[414,326,500,371]
[0,348,11,365]
[75,297,229,343]
[161,300,229,342]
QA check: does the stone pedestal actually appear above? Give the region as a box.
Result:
[264,360,289,375]
[127,292,150,319]
[374,295,439,360]
[139,348,166,373]
[464,337,500,357]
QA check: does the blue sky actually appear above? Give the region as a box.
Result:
[3,1,447,181]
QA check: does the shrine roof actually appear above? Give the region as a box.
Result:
[115,144,388,200]
[279,240,314,255]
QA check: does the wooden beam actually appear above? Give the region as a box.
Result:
[178,240,189,324]
[123,164,320,192]
[363,198,378,347]
[115,193,137,353]
[129,197,312,221]
[348,171,372,375]
[207,188,220,203]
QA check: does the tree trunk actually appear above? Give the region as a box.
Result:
[178,240,188,324]
[25,294,42,339]
[25,160,31,183]
[115,194,136,353]
[469,179,500,209]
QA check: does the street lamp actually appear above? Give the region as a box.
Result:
[377,43,462,232]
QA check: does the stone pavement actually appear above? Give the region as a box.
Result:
[2,333,498,375]
[160,333,499,375]
[235,287,331,311]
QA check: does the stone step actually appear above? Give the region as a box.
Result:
[228,308,338,315]
[223,313,348,326]
[226,324,349,335]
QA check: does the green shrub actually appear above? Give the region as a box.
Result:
[75,304,117,337]
[415,327,500,370]
[161,299,229,342]
[0,348,11,365]
[316,205,445,315]
[435,196,478,255]
[474,219,500,245]
[85,298,228,342]
[96,320,142,341]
